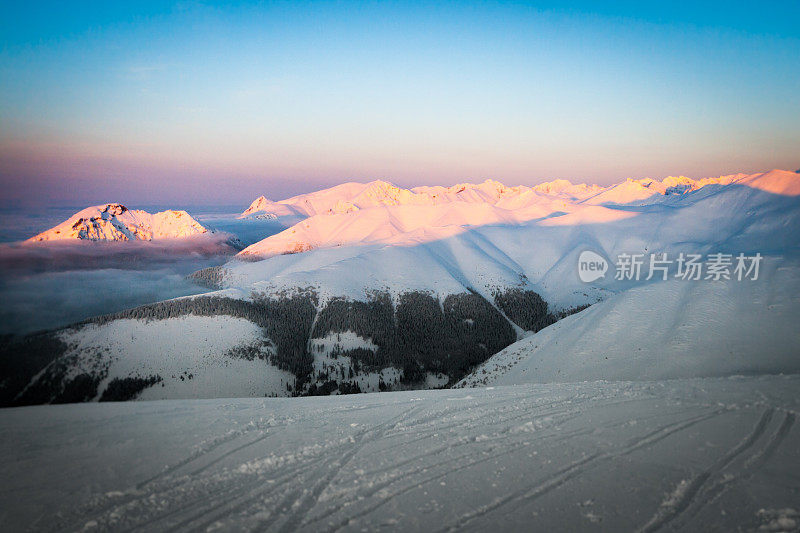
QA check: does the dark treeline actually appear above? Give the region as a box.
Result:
[1,285,570,405]
[100,375,163,402]
[493,288,555,332]
[307,379,363,396]
[225,341,273,361]
[188,266,227,289]
[3,294,317,406]
[0,333,69,406]
[16,366,102,406]
[554,303,592,319]
[311,290,515,382]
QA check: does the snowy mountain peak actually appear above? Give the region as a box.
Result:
[359,179,402,196]
[238,195,300,219]
[739,168,800,196]
[352,179,416,207]
[26,204,209,243]
[240,196,273,216]
[532,178,572,192]
[249,195,271,207]
[364,179,397,189]
[480,178,506,190]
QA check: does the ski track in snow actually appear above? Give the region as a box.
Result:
[1,376,799,532]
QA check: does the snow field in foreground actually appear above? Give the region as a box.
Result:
[0,376,798,532]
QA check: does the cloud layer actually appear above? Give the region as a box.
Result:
[0,235,236,334]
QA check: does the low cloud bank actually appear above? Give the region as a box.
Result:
[0,233,237,275]
[0,235,237,335]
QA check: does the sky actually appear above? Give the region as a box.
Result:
[1,1,799,207]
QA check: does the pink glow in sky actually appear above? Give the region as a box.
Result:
[1,2,798,207]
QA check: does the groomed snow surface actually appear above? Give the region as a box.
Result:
[1,376,798,532]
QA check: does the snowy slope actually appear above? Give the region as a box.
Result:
[457,261,800,387]
[581,177,669,205]
[1,376,798,532]
[59,315,296,400]
[738,169,800,196]
[26,204,209,242]
[238,200,560,258]
[221,169,800,313]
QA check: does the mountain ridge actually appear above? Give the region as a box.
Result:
[27,203,210,242]
[238,170,797,221]
[236,169,799,260]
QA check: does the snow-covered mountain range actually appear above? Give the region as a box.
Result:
[26,203,210,242]
[237,171,772,222]
[218,169,800,311]
[2,169,799,405]
[236,170,797,259]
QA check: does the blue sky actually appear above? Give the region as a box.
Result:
[1,1,798,207]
